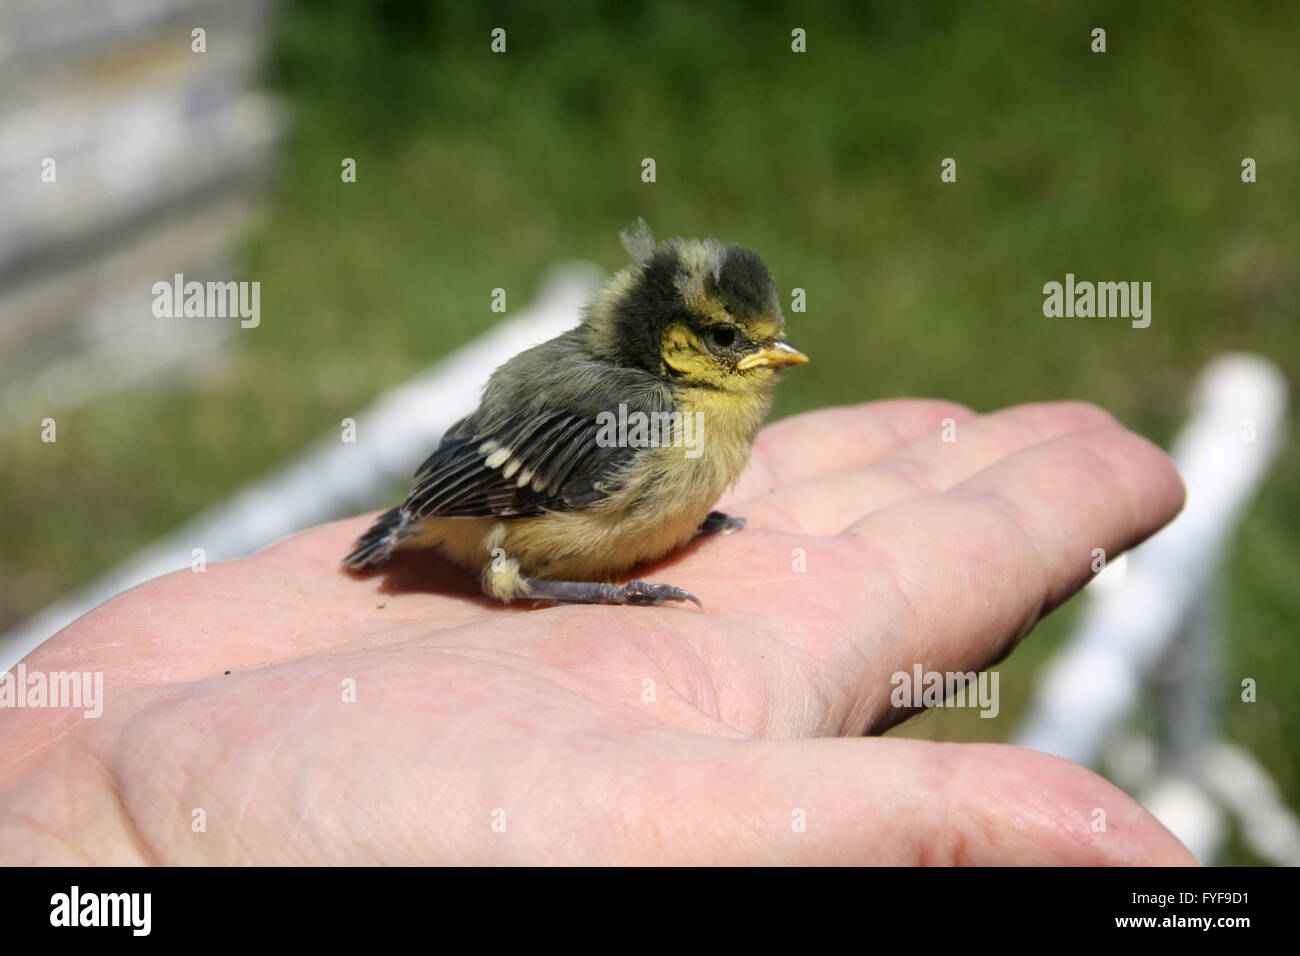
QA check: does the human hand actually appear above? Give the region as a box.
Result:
[0,399,1193,864]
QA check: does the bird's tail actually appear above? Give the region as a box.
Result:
[343,508,414,569]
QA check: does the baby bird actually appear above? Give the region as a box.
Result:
[343,220,807,606]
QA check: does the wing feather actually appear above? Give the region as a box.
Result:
[401,328,675,521]
[402,411,639,520]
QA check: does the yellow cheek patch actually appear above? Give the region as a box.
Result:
[661,321,714,377]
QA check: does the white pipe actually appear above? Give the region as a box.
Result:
[1200,742,1300,866]
[1014,353,1289,767]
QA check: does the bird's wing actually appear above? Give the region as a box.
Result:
[400,409,644,519]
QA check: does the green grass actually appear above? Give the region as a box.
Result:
[2,0,1296,862]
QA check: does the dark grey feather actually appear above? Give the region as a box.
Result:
[400,328,674,521]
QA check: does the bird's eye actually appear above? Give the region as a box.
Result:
[705,325,737,350]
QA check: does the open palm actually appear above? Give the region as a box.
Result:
[0,399,1193,864]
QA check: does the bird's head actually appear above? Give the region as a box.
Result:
[584,220,808,393]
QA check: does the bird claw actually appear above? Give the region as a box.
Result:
[696,511,746,537]
[620,579,703,609]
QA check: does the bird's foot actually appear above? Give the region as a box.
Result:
[522,578,702,609]
[696,510,745,537]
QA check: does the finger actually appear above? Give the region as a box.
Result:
[722,399,974,506]
[624,737,1197,865]
[823,426,1184,710]
[739,401,1121,534]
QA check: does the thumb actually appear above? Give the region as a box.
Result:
[655,737,1197,865]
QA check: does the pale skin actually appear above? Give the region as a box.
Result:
[0,399,1196,864]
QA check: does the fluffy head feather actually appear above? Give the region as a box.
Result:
[586,221,799,392]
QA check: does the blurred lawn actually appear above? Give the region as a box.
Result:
[2,1,1296,862]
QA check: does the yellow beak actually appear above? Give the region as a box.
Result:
[736,340,810,371]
